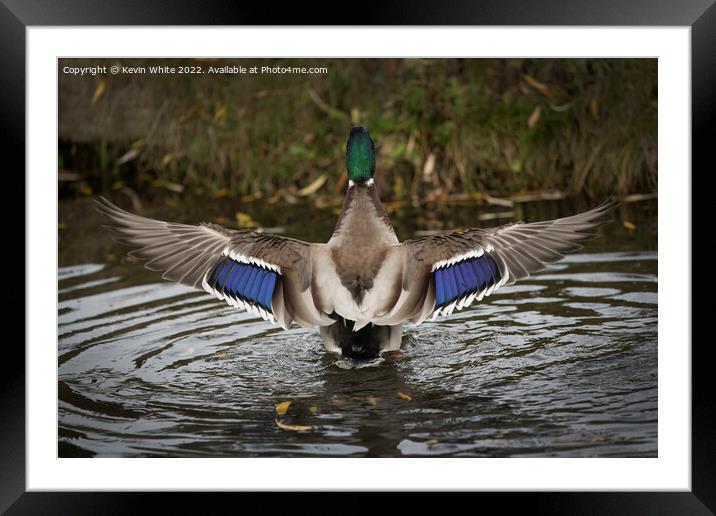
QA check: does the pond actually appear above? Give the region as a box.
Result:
[58,196,657,457]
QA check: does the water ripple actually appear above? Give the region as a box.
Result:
[58,252,657,457]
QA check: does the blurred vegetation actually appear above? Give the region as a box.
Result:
[58,58,657,205]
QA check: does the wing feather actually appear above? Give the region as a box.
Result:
[97,197,330,328]
[398,201,615,322]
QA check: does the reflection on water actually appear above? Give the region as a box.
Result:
[58,246,657,457]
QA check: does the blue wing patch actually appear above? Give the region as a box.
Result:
[205,257,279,319]
[433,253,502,314]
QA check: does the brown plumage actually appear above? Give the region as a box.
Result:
[97,127,615,359]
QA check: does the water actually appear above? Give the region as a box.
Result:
[58,198,657,457]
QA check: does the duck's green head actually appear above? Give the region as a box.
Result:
[346,126,375,184]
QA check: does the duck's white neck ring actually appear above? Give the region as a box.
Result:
[348,178,374,188]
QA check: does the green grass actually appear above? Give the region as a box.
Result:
[58,58,657,202]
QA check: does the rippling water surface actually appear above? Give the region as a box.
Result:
[58,199,657,457]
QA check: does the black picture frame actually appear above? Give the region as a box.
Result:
[6,0,709,512]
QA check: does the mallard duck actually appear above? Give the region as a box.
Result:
[98,126,614,359]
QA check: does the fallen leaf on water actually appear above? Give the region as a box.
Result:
[58,222,67,230]
[366,395,378,406]
[623,220,636,230]
[78,184,93,196]
[274,419,313,432]
[398,391,412,401]
[590,97,600,120]
[309,405,318,414]
[425,439,438,447]
[275,401,291,416]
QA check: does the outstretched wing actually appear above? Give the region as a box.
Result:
[96,197,333,329]
[391,202,615,325]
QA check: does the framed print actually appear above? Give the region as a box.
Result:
[6,0,710,512]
